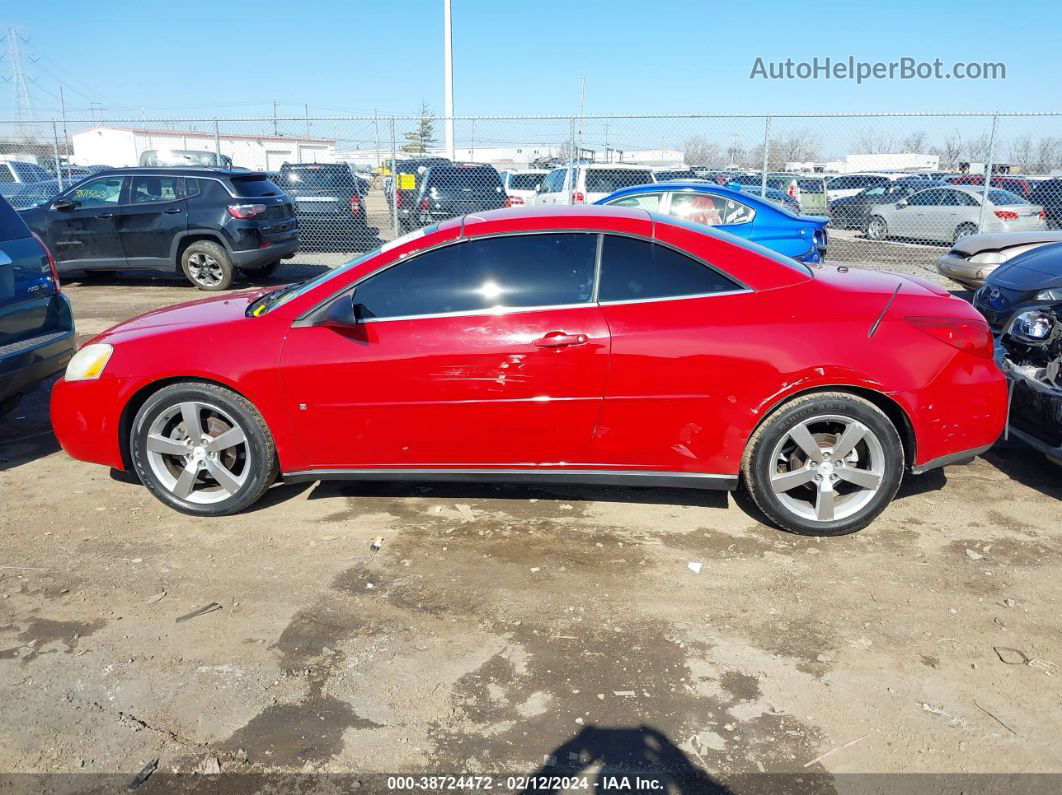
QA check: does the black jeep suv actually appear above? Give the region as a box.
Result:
[18,168,299,290]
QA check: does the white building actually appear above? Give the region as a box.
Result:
[785,152,940,174]
[71,126,337,171]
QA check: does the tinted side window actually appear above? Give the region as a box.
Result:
[355,233,597,320]
[906,189,941,206]
[131,175,185,204]
[599,235,740,303]
[229,176,281,197]
[541,169,565,193]
[70,176,124,207]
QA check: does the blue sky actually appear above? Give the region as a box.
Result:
[3,0,1057,120]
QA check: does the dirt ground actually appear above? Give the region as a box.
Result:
[1,250,1061,793]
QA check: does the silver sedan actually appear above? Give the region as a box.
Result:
[866,185,1045,246]
[935,230,1062,288]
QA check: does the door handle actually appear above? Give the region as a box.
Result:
[99,212,115,218]
[162,207,182,214]
[534,332,588,348]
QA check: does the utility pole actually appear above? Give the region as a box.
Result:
[443,0,455,159]
[2,27,38,138]
[59,85,69,157]
[304,103,310,138]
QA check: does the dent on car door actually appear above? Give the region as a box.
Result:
[48,175,127,267]
[591,233,757,474]
[279,232,610,469]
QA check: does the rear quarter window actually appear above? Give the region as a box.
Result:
[585,170,654,194]
[0,197,32,241]
[229,176,282,198]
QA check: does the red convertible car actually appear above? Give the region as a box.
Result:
[52,206,1006,535]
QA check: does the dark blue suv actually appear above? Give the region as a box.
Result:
[0,196,75,416]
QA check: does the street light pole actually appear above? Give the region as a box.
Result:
[443,0,455,160]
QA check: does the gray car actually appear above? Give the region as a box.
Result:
[866,186,1046,245]
[936,230,1062,288]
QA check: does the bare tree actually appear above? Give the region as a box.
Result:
[965,132,993,166]
[682,135,721,166]
[930,131,964,169]
[854,127,896,154]
[1008,135,1036,173]
[773,128,820,166]
[1035,136,1061,173]
[901,130,927,152]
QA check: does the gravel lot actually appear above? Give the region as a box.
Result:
[1,225,1060,792]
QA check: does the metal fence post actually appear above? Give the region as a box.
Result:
[759,115,771,198]
[213,119,221,162]
[390,117,399,238]
[977,114,999,234]
[568,117,576,205]
[470,117,476,161]
[52,121,64,192]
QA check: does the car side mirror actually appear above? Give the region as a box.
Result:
[534,183,542,192]
[896,200,908,209]
[322,293,358,327]
[52,198,78,211]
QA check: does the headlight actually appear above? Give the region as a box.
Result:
[1034,288,1062,301]
[969,251,1005,265]
[65,343,114,382]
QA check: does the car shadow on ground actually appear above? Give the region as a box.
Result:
[982,439,1062,501]
[0,378,60,472]
[59,262,334,290]
[518,724,735,794]
[303,478,731,510]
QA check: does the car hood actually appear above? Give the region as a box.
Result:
[91,287,278,343]
[951,230,1062,256]
[989,243,1062,290]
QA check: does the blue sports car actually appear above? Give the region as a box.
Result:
[595,182,829,263]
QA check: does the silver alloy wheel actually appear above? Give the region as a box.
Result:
[867,217,886,240]
[767,414,886,523]
[145,401,251,505]
[953,225,976,243]
[186,252,224,287]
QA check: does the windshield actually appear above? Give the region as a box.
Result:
[508,173,543,190]
[585,169,653,194]
[247,225,439,316]
[277,167,353,190]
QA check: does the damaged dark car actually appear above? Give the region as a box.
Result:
[978,242,1062,464]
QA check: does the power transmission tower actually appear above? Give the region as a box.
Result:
[1,27,39,138]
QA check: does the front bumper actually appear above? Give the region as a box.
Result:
[999,355,1062,465]
[936,254,997,288]
[50,375,129,470]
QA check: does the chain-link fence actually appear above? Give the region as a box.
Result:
[2,112,1061,286]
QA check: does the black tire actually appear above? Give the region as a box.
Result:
[180,240,234,291]
[741,392,904,536]
[866,216,888,241]
[130,382,278,516]
[952,223,978,245]
[237,260,281,278]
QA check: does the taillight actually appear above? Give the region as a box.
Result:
[394,191,403,208]
[993,210,1019,221]
[419,197,429,211]
[505,196,524,208]
[905,316,994,359]
[31,232,60,293]
[227,203,266,219]
[349,194,362,215]
[1039,210,1046,219]
[571,191,585,203]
